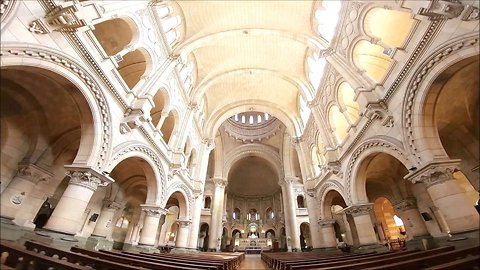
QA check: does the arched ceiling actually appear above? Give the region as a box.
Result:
[227,156,280,196]
[169,0,324,134]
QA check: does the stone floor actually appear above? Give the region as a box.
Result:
[239,254,269,270]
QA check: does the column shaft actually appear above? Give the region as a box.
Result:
[345,204,378,246]
[175,220,192,248]
[138,205,166,246]
[209,178,226,251]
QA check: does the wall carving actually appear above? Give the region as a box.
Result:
[0,45,111,170]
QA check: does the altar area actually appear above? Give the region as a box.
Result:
[235,238,272,252]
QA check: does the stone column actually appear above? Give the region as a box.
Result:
[393,198,429,238]
[407,161,480,234]
[280,177,301,251]
[305,189,323,249]
[187,191,204,249]
[344,204,378,246]
[138,205,167,246]
[175,219,192,248]
[91,200,121,238]
[44,166,113,235]
[208,178,227,251]
[318,219,337,248]
[1,164,53,221]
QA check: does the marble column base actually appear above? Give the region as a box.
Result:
[84,236,113,251]
[124,244,160,254]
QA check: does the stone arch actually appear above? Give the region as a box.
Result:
[352,38,393,83]
[402,34,479,164]
[0,0,20,31]
[161,108,179,145]
[163,183,192,219]
[151,88,170,128]
[317,179,347,219]
[204,101,301,140]
[117,48,151,90]
[345,137,412,205]
[328,104,349,144]
[223,144,283,179]
[92,16,138,56]
[106,142,166,205]
[0,43,111,169]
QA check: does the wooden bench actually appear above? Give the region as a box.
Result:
[290,246,455,270]
[23,240,143,270]
[362,246,480,270]
[1,239,89,270]
[71,246,212,270]
[423,254,480,270]
[145,251,243,270]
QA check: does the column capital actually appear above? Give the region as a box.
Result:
[344,204,373,217]
[393,198,417,212]
[202,138,215,150]
[140,204,167,217]
[16,163,54,184]
[306,188,316,197]
[405,160,460,188]
[318,218,336,227]
[212,178,227,187]
[279,176,299,187]
[65,165,114,192]
[176,219,192,228]
[103,199,122,210]
[188,102,199,112]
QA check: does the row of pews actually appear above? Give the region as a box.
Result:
[0,239,244,270]
[261,245,480,270]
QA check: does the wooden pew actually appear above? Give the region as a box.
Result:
[23,240,143,270]
[102,250,223,270]
[71,246,213,270]
[362,246,480,270]
[423,255,480,270]
[288,246,455,270]
[1,240,89,270]
[130,251,228,270]
[144,251,243,270]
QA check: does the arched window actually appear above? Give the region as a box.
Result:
[204,196,211,209]
[266,207,274,220]
[233,208,241,220]
[307,52,327,91]
[329,105,349,144]
[315,1,342,43]
[338,82,360,123]
[297,196,305,208]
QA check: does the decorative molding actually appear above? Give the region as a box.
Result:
[176,219,192,227]
[418,0,465,20]
[0,46,111,169]
[344,203,373,217]
[461,5,479,21]
[1,0,19,30]
[405,160,460,188]
[402,35,479,161]
[213,178,227,188]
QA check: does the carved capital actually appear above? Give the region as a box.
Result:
[103,200,122,210]
[306,188,316,197]
[213,178,227,187]
[393,198,417,212]
[65,165,114,192]
[320,48,333,57]
[344,204,373,217]
[202,138,215,150]
[176,219,192,228]
[364,101,394,127]
[188,102,199,112]
[280,176,298,187]
[318,218,336,227]
[419,0,465,20]
[16,163,53,184]
[120,109,148,133]
[141,204,167,218]
[406,160,460,188]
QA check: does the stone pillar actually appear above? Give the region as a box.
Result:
[305,189,323,249]
[318,219,337,248]
[175,219,192,248]
[156,110,170,130]
[187,191,204,249]
[138,205,167,246]
[1,164,53,221]
[44,166,113,235]
[208,178,227,251]
[280,178,301,251]
[344,204,378,246]
[393,198,429,238]
[407,161,480,234]
[91,200,121,238]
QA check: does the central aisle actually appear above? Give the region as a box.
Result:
[239,254,269,270]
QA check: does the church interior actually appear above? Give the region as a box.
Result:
[0,0,479,269]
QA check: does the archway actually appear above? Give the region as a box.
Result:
[198,223,210,251]
[322,190,357,246]
[299,222,311,250]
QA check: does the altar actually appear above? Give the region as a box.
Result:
[235,238,272,251]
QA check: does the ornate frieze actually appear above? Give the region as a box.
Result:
[15,163,53,184]
[406,160,460,188]
[344,204,373,217]
[141,204,167,218]
[176,219,192,228]
[393,198,418,212]
[318,218,336,227]
[66,166,114,192]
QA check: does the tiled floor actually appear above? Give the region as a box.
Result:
[239,254,269,270]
